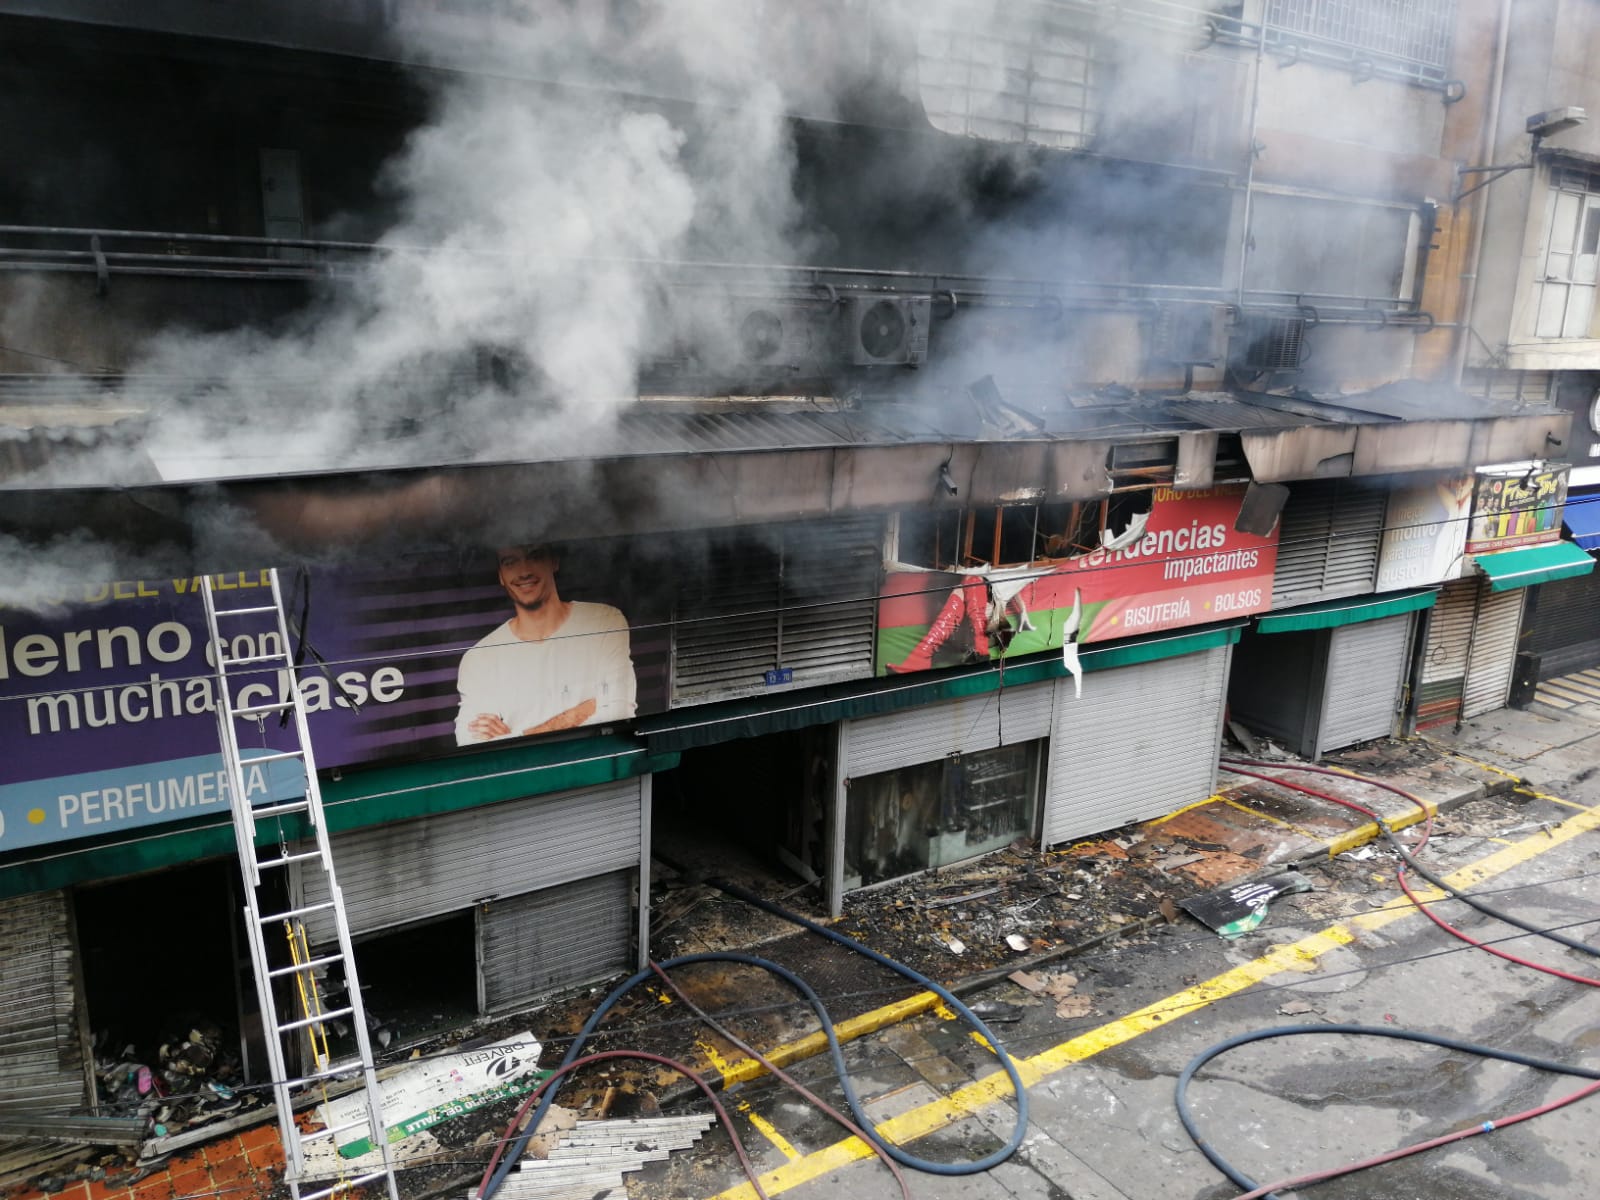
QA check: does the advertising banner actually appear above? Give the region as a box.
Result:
[1,540,673,853]
[1466,465,1570,554]
[1375,475,1472,591]
[876,485,1279,675]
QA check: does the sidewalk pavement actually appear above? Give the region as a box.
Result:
[11,703,1595,1200]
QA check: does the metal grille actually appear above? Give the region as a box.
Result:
[672,516,882,704]
[1418,577,1475,728]
[1271,480,1386,609]
[0,890,87,1116]
[1043,646,1229,846]
[301,780,642,943]
[1265,0,1455,77]
[1525,562,1600,677]
[1318,613,1411,754]
[1232,314,1306,372]
[477,871,633,1013]
[842,680,1055,779]
[1464,586,1525,719]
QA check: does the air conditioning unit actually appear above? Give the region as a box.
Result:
[730,303,817,367]
[1231,313,1309,373]
[1149,304,1226,366]
[844,295,931,366]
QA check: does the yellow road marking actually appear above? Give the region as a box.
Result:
[738,1101,802,1162]
[706,795,1600,1200]
[1219,796,1324,842]
[1419,741,1587,810]
[711,993,944,1090]
[1147,792,1228,825]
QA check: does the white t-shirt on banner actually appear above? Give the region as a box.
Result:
[453,602,637,745]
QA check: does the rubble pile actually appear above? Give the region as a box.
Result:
[92,1020,261,1138]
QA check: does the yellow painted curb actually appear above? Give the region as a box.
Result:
[711,991,943,1089]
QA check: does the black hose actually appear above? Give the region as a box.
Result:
[1176,1024,1600,1199]
[478,935,1027,1200]
[708,877,1030,1170]
[1220,759,1600,958]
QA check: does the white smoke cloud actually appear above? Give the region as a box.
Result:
[120,1,816,481]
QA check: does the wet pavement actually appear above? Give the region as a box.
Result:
[7,703,1598,1200]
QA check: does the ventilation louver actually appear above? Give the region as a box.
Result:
[1232,313,1308,373]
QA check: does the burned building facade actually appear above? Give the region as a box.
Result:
[0,0,1593,1148]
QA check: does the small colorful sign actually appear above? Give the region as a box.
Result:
[876,485,1278,675]
[1466,465,1569,554]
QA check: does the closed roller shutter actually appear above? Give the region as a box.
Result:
[1042,647,1229,846]
[842,679,1054,778]
[0,891,87,1117]
[1418,577,1476,728]
[301,780,642,944]
[1526,563,1600,677]
[478,871,633,1013]
[1464,587,1525,718]
[1272,481,1385,609]
[1318,614,1411,754]
[673,516,882,703]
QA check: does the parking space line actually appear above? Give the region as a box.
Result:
[737,1101,802,1163]
[705,796,1600,1200]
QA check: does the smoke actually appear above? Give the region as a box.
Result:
[109,2,820,481]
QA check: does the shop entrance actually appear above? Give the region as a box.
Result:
[652,727,832,903]
[74,859,259,1107]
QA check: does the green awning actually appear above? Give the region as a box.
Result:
[1475,540,1598,591]
[639,624,1243,752]
[1255,588,1438,635]
[0,735,676,901]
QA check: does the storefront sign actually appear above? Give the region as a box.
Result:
[1,541,674,851]
[1375,476,1472,591]
[876,485,1278,675]
[1466,464,1569,554]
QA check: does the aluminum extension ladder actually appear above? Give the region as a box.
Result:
[201,569,398,1200]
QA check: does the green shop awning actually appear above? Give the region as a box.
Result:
[1475,540,1597,591]
[0,734,675,901]
[639,623,1244,753]
[1255,588,1438,635]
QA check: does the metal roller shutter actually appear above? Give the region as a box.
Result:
[1318,614,1411,754]
[478,870,633,1013]
[1042,646,1229,846]
[301,780,642,944]
[1418,577,1476,728]
[842,679,1054,778]
[1464,587,1525,718]
[1272,481,1385,609]
[1526,564,1600,677]
[0,891,87,1116]
[673,517,882,703]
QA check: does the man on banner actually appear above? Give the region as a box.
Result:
[454,544,636,744]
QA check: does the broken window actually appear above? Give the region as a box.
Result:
[844,741,1042,889]
[898,496,1157,569]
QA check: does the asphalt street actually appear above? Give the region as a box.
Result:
[626,706,1600,1200]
